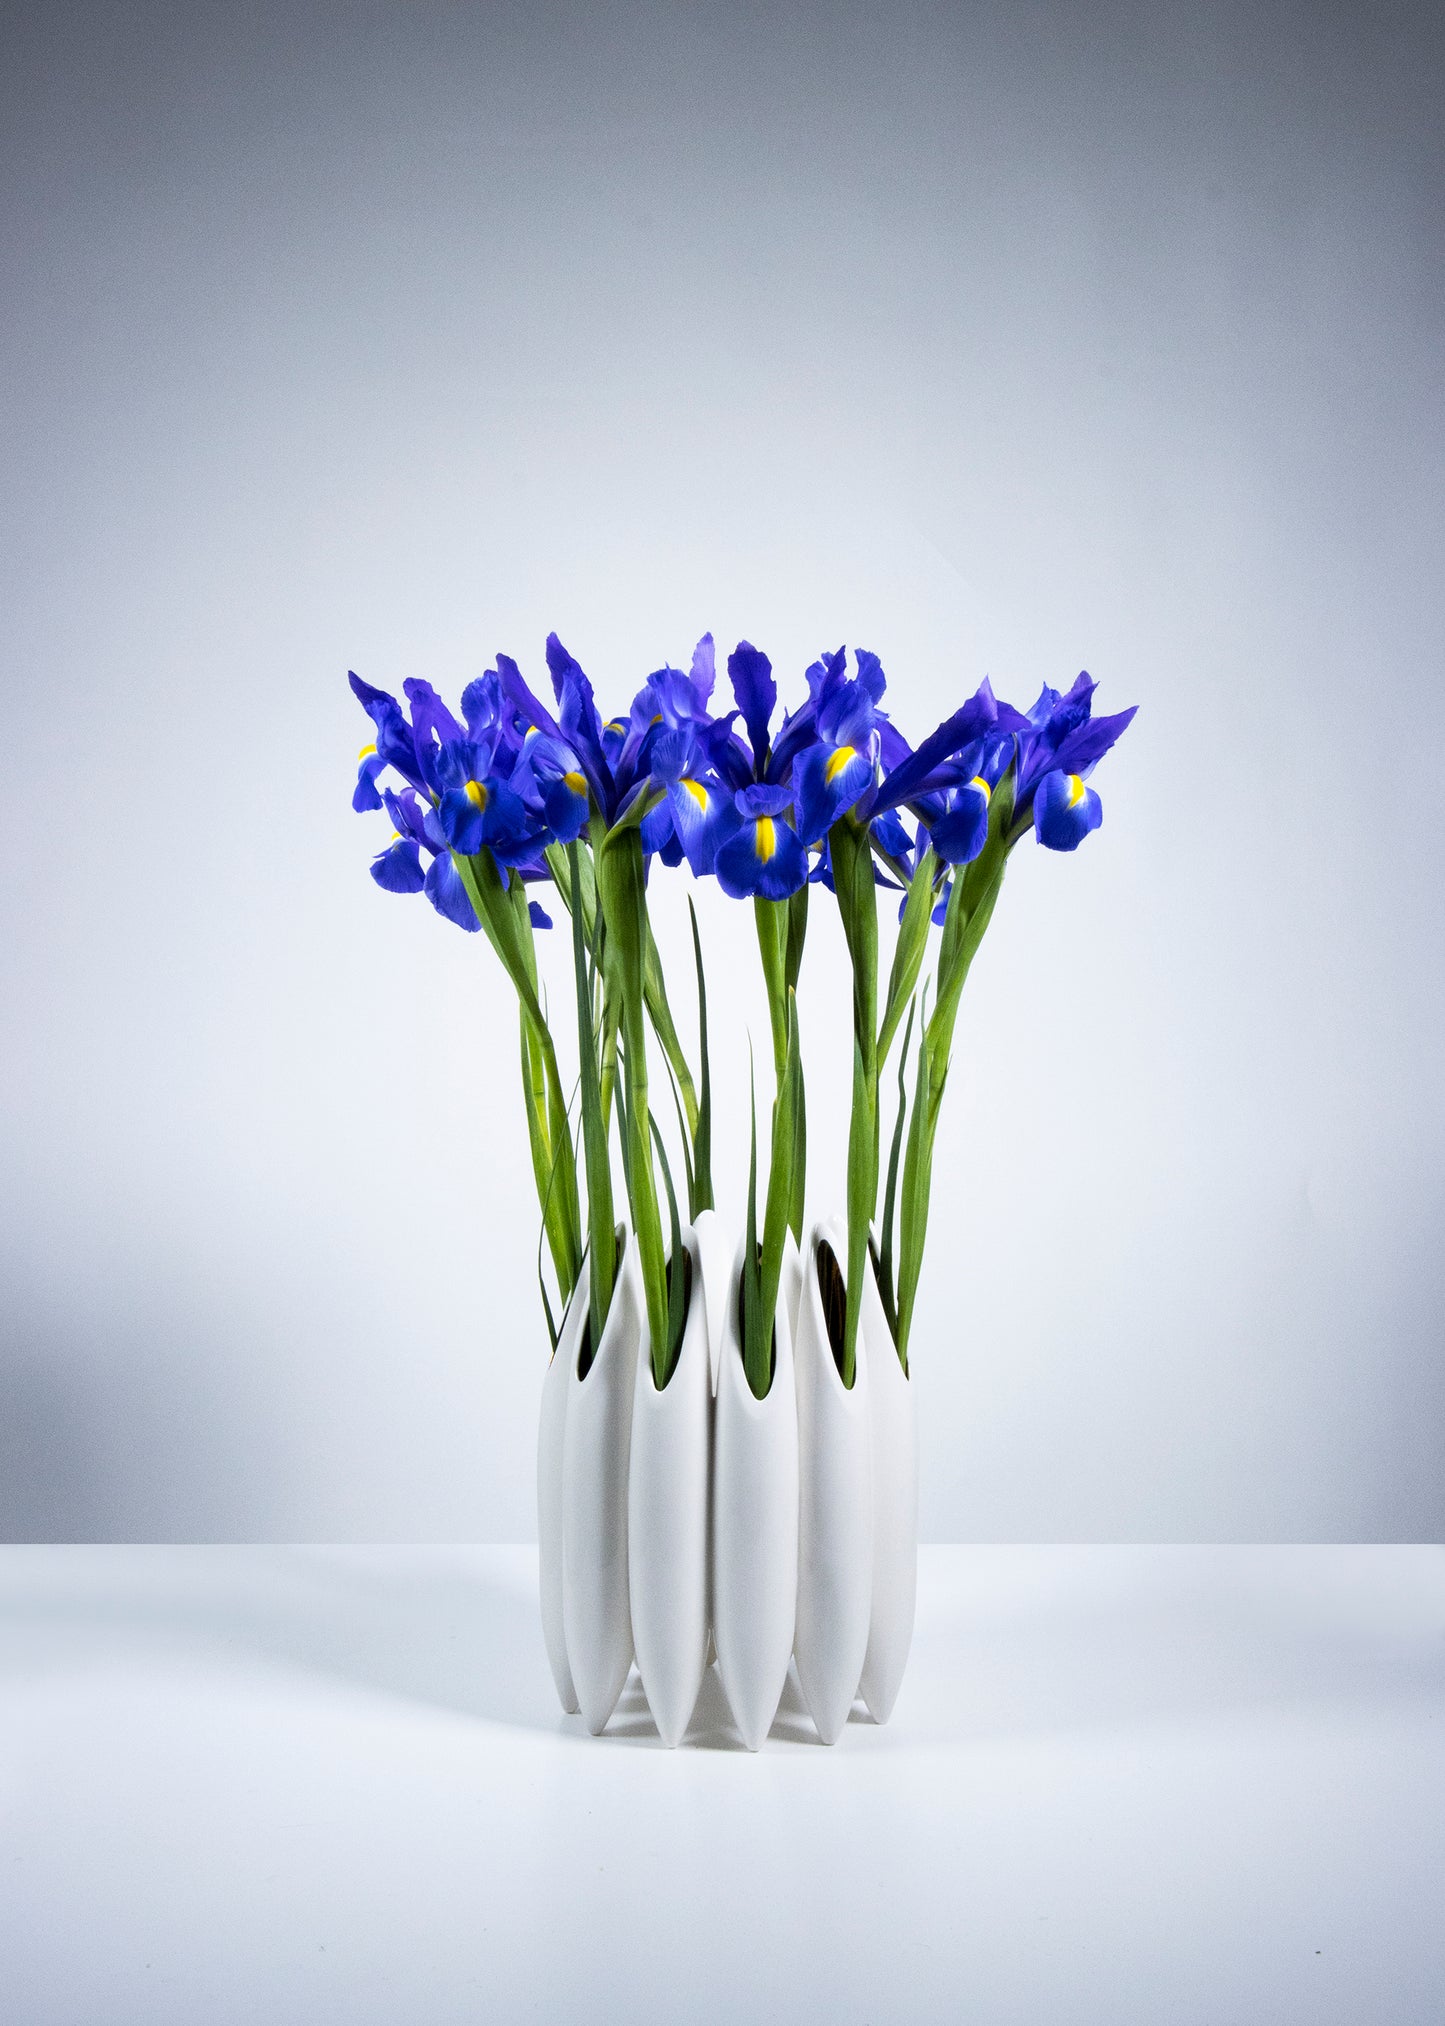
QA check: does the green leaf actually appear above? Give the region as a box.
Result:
[842,1034,874,1387]
[895,983,933,1367]
[596,825,669,1362]
[753,895,789,1090]
[829,815,880,1391]
[758,990,800,1376]
[785,880,809,995]
[648,1112,687,1388]
[741,1060,766,1398]
[569,843,615,1344]
[877,995,916,1340]
[878,847,935,1068]
[644,923,699,1143]
[688,897,713,1216]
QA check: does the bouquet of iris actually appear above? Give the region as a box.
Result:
[350,634,1135,1746]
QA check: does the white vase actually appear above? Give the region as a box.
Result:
[627,1225,711,1746]
[857,1239,917,1724]
[782,1225,803,1347]
[690,1206,733,1393]
[792,1215,873,1744]
[537,1277,585,1716]
[562,1238,646,1735]
[711,1233,798,1751]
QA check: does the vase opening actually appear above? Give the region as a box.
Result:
[866,1237,910,1379]
[815,1238,852,1384]
[577,1227,628,1381]
[734,1252,778,1399]
[652,1247,695,1391]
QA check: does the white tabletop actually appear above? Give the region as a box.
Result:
[2,1545,1441,2024]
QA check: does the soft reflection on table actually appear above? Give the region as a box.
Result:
[2,1545,1441,2023]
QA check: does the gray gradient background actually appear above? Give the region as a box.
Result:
[2,0,1441,1544]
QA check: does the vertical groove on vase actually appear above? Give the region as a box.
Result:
[627,1227,711,1746]
[563,1239,645,1735]
[537,1278,586,1716]
[858,1234,917,1724]
[793,1215,874,1744]
[711,1232,799,1751]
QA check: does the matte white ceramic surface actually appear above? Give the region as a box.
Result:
[711,1234,798,1751]
[792,1215,874,1744]
[537,1278,584,1716]
[690,1206,733,1394]
[627,1226,711,1746]
[858,1237,918,1724]
[562,1240,645,1734]
[782,1226,803,1348]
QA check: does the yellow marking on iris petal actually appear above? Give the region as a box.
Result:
[358,743,377,760]
[755,816,776,862]
[1066,773,1085,807]
[824,745,857,785]
[465,780,489,811]
[563,771,587,796]
[969,774,991,802]
[681,778,709,811]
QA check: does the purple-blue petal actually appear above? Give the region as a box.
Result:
[727,641,777,773]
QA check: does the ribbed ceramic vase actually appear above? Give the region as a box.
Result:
[537,1275,586,1715]
[627,1226,712,1746]
[792,1215,873,1743]
[562,1237,646,1734]
[857,1234,917,1723]
[711,1233,798,1751]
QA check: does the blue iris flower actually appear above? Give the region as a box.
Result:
[792,650,884,844]
[922,733,1014,865]
[350,672,428,800]
[643,729,741,876]
[1013,673,1136,848]
[716,783,809,901]
[1033,768,1104,850]
[434,738,539,864]
[367,788,479,931]
[870,680,1019,819]
[512,730,592,844]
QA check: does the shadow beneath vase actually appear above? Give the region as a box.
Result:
[0,1547,839,1747]
[0,1546,572,1736]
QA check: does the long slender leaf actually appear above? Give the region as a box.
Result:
[648,1113,687,1388]
[878,846,935,1068]
[741,1060,765,1397]
[597,826,669,1360]
[785,880,809,995]
[895,1002,933,1367]
[753,895,789,1091]
[644,924,699,1141]
[843,1035,873,1387]
[758,991,800,1371]
[569,843,615,1342]
[688,897,713,1215]
[877,995,917,1339]
[829,815,880,1383]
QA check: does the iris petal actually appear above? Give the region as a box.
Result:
[1034,769,1103,850]
[930,781,991,865]
[716,813,808,899]
[727,640,777,772]
[425,851,481,930]
[369,837,425,894]
[793,741,874,844]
